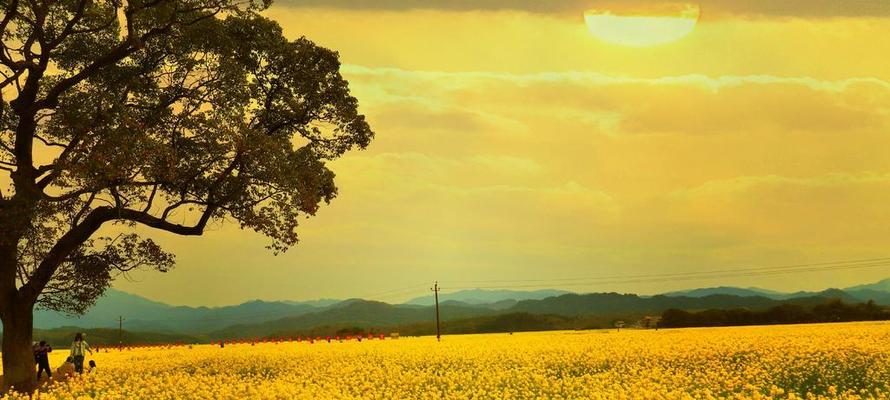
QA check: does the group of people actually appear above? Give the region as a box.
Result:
[32,332,96,382]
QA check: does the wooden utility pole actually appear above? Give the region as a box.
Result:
[432,282,441,342]
[118,316,124,351]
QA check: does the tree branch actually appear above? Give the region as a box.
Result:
[35,4,227,111]
[19,202,216,302]
[47,0,90,48]
[0,0,21,68]
[18,207,112,302]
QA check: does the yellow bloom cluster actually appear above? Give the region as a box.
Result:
[4,322,890,399]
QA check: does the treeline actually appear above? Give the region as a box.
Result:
[660,300,890,328]
[395,312,617,336]
[263,312,627,339]
[28,327,203,348]
[26,300,890,346]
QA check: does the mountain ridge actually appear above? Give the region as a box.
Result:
[32,279,890,334]
[405,289,572,306]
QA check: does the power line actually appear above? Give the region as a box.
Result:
[371,288,433,303]
[444,257,890,285]
[443,263,890,291]
[103,257,890,328]
[356,282,431,300]
[440,259,890,291]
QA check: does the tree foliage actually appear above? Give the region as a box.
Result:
[0,0,373,315]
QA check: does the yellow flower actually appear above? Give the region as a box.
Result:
[3,322,889,399]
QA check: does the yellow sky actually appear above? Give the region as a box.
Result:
[114,3,890,305]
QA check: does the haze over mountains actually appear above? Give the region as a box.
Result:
[406,289,571,307]
[31,278,890,339]
[664,281,890,305]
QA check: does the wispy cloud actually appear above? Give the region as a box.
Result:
[342,65,890,93]
[275,0,890,19]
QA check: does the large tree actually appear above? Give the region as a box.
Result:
[0,0,373,392]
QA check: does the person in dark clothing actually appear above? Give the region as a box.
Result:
[33,340,53,380]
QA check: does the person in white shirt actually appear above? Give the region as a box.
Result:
[70,332,92,374]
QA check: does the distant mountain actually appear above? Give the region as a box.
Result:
[209,299,496,339]
[34,289,174,329]
[34,289,342,333]
[406,289,572,306]
[207,290,867,340]
[662,286,785,299]
[846,278,890,292]
[660,279,890,306]
[507,292,857,317]
[840,279,890,305]
[32,278,890,339]
[844,290,890,305]
[281,299,342,308]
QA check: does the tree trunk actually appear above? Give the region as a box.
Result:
[0,303,35,394]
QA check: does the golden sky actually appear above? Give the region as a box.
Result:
[114,1,890,305]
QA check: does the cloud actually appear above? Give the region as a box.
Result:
[274,0,890,18]
[345,65,890,137]
[671,173,890,198]
[343,64,890,92]
[113,7,890,305]
[335,65,890,258]
[661,173,890,244]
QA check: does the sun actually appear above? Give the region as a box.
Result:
[584,3,700,47]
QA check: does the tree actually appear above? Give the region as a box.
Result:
[0,0,373,391]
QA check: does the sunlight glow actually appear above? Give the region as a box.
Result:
[584,4,700,47]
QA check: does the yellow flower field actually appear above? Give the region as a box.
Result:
[4,322,890,399]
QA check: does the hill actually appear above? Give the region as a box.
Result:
[405,289,572,306]
[206,291,859,339]
[659,283,890,305]
[209,299,497,339]
[28,277,890,339]
[34,289,340,333]
[844,278,890,305]
[661,286,785,299]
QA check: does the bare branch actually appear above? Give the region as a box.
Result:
[71,191,97,227]
[33,134,67,148]
[0,68,23,89]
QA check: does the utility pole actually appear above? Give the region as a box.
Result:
[118,316,124,351]
[432,282,441,342]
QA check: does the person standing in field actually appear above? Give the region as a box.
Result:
[33,340,53,380]
[70,333,92,374]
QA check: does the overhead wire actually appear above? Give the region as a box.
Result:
[439,258,890,291]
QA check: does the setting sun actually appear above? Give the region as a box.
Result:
[584,3,700,46]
